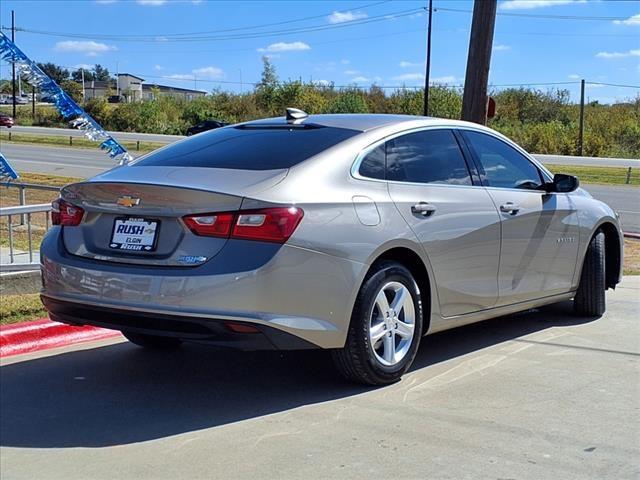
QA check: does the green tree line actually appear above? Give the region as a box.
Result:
[3,58,639,157]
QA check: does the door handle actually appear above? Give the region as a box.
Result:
[411,202,436,216]
[500,202,520,214]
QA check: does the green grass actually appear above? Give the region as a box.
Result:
[0,131,163,154]
[0,294,47,325]
[549,164,639,186]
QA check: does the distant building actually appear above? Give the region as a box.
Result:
[80,73,206,102]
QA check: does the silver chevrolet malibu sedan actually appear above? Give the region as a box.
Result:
[41,110,623,385]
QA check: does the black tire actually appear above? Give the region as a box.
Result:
[574,231,606,317]
[331,261,424,385]
[122,331,182,349]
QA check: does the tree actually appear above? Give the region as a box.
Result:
[255,56,279,114]
[0,80,12,94]
[93,64,112,81]
[60,80,84,103]
[36,62,69,84]
[72,68,95,82]
[257,56,278,89]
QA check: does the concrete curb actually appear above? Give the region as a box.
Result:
[0,319,120,358]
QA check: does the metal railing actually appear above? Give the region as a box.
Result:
[1,181,61,225]
[1,203,51,272]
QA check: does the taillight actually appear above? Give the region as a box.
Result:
[182,207,303,244]
[232,207,303,243]
[51,198,84,226]
[183,213,234,238]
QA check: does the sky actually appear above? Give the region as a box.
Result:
[0,0,639,103]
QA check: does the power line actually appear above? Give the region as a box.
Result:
[435,7,633,21]
[5,7,424,43]
[6,1,390,40]
[586,81,640,89]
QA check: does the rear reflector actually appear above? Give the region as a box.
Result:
[182,207,303,244]
[51,198,84,226]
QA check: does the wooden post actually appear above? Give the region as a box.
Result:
[423,0,433,117]
[461,0,497,125]
[578,79,585,156]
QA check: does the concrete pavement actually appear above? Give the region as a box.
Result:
[1,277,638,479]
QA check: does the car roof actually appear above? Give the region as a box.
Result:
[240,114,484,133]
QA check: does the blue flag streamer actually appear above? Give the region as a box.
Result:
[0,32,132,165]
[0,152,19,181]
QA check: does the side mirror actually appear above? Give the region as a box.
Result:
[544,173,579,193]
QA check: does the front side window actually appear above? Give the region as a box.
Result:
[385,129,472,185]
[463,131,543,190]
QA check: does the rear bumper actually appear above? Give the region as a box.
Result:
[42,295,316,351]
[40,227,366,349]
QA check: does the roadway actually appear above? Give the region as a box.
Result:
[1,142,638,232]
[7,126,640,168]
[1,277,638,479]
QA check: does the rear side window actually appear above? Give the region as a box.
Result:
[463,131,543,189]
[358,144,386,179]
[386,129,472,185]
[133,125,359,170]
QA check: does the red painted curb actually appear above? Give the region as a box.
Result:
[623,231,640,240]
[1,319,121,358]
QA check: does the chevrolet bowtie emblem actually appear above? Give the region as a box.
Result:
[117,196,140,208]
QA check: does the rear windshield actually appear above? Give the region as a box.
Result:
[132,125,360,170]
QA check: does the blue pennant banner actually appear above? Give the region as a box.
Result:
[0,152,19,181]
[0,32,132,166]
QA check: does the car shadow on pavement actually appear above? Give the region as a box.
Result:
[0,300,596,449]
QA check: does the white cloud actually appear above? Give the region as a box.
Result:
[155,36,169,42]
[137,0,167,5]
[586,83,605,89]
[54,40,116,57]
[95,0,117,4]
[344,69,360,75]
[596,49,640,59]
[568,74,580,79]
[500,0,585,10]
[431,75,457,84]
[493,44,510,51]
[73,63,93,70]
[393,73,424,82]
[328,10,367,24]
[167,66,224,81]
[314,79,331,86]
[192,0,203,4]
[399,61,422,68]
[154,64,164,71]
[257,41,310,53]
[613,13,640,26]
[341,59,350,65]
[166,74,192,80]
[192,66,224,79]
[350,76,370,83]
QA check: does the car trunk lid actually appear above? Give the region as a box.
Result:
[60,166,287,266]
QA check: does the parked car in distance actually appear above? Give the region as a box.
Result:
[0,113,14,128]
[40,110,623,385]
[186,119,228,136]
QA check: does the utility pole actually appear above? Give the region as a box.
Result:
[81,68,86,102]
[423,0,433,116]
[11,10,16,118]
[578,79,585,156]
[31,84,35,119]
[461,0,497,124]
